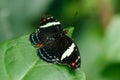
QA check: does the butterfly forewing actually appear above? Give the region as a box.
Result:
[57,36,80,70]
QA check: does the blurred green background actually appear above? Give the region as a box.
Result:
[0,0,120,80]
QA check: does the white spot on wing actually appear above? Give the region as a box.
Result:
[39,22,60,28]
[75,56,80,62]
[61,43,75,60]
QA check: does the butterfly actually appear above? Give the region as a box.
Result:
[29,16,81,70]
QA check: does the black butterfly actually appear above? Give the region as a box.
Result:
[29,16,81,70]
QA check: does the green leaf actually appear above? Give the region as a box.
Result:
[105,15,120,62]
[100,15,120,80]
[65,27,74,38]
[0,28,85,80]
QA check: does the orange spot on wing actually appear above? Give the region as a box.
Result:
[63,30,68,34]
[71,62,76,67]
[42,18,47,22]
[37,43,43,48]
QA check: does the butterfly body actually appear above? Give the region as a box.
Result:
[29,16,81,70]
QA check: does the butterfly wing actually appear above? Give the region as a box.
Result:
[37,35,81,70]
[37,38,59,63]
[29,30,42,48]
[57,35,81,70]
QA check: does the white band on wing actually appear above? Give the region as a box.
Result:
[61,43,75,60]
[39,22,60,28]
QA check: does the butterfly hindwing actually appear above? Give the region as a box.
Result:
[37,37,61,63]
[37,48,57,63]
[37,35,80,70]
[29,30,42,47]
